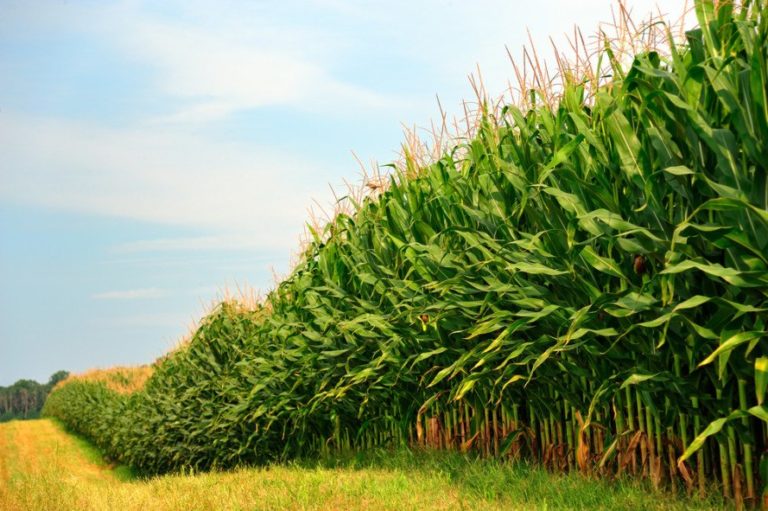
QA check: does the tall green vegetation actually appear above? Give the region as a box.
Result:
[45,1,767,507]
[0,371,68,422]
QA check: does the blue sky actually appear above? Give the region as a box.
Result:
[0,0,689,385]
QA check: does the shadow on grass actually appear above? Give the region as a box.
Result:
[48,418,137,482]
[288,447,729,511]
[45,421,730,510]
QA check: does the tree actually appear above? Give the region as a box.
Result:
[0,370,69,422]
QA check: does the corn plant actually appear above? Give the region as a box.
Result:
[45,0,767,507]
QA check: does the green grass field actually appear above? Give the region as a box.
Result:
[0,419,728,511]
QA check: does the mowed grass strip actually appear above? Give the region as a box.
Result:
[0,419,726,511]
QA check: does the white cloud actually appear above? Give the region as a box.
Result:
[90,312,197,329]
[1,0,408,124]
[111,235,265,254]
[105,3,405,122]
[126,18,398,123]
[0,112,332,251]
[92,288,168,300]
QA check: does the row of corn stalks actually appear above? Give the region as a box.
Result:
[44,1,767,507]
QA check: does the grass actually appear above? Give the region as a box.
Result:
[0,419,728,511]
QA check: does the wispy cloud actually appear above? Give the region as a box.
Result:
[92,288,168,300]
[0,0,406,124]
[111,235,265,254]
[0,112,329,250]
[127,19,402,124]
[0,0,410,251]
[90,312,195,329]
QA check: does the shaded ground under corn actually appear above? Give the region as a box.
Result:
[0,419,727,511]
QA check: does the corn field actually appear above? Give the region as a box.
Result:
[44,1,767,507]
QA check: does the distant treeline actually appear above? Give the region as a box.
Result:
[0,371,69,422]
